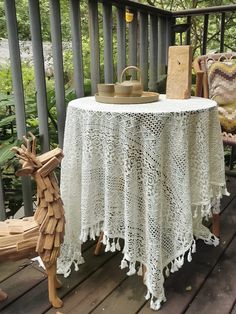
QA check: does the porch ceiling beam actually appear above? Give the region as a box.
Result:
[173,4,236,17]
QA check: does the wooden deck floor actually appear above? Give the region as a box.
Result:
[0,178,236,314]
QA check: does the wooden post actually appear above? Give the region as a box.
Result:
[166,45,192,99]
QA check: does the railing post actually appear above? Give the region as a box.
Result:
[149,14,158,91]
[128,11,138,73]
[170,16,176,46]
[28,0,50,153]
[103,2,113,83]
[202,14,209,55]
[220,12,225,53]
[49,0,66,148]
[4,0,27,138]
[116,6,126,81]
[69,0,84,98]
[4,0,33,217]
[186,16,191,45]
[88,0,100,94]
[139,12,148,90]
[158,16,168,80]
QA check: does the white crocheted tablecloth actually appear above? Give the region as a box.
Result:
[58,94,227,310]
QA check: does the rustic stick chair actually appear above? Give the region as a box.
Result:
[193,52,236,237]
[0,133,65,308]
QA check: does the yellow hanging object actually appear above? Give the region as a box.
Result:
[125,11,134,23]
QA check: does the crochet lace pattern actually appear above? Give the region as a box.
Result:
[58,95,227,310]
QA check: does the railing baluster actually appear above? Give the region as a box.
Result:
[139,12,148,90]
[170,16,176,45]
[88,0,100,94]
[149,14,158,91]
[49,0,65,148]
[202,14,209,55]
[29,0,50,153]
[186,16,191,45]
[128,11,138,80]
[128,11,138,70]
[103,2,113,83]
[4,0,33,217]
[69,0,84,98]
[0,171,6,221]
[4,0,27,138]
[220,12,225,53]
[116,6,126,81]
[158,16,168,80]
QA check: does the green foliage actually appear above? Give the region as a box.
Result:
[0,62,35,97]
[0,0,83,41]
[0,64,12,94]
[0,91,23,217]
[0,1,7,39]
[0,140,19,167]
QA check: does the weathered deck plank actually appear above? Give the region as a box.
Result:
[0,264,46,311]
[91,274,146,314]
[46,253,127,314]
[2,245,116,314]
[137,195,236,314]
[0,258,30,282]
[185,236,236,314]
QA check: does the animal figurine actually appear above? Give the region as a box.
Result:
[0,132,65,308]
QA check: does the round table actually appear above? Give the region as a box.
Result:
[58,95,227,310]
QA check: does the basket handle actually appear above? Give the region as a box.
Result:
[120,66,142,83]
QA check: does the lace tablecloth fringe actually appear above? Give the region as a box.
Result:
[57,243,85,277]
[58,223,219,310]
[193,184,229,218]
[116,238,199,310]
[57,183,227,308]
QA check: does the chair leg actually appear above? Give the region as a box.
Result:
[212,213,220,238]
[0,289,8,301]
[46,262,63,308]
[94,232,104,256]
